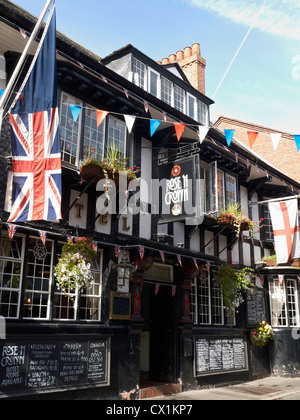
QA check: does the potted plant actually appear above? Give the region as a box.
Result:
[80,142,140,185]
[250,321,274,347]
[216,265,254,312]
[216,203,260,238]
[54,237,97,300]
[262,255,277,266]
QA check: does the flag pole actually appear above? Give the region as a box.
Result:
[0,0,54,114]
[250,195,300,207]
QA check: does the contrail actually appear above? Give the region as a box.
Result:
[212,0,269,100]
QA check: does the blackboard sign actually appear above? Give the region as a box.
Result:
[0,337,110,397]
[194,338,248,377]
[246,288,267,327]
[110,292,131,320]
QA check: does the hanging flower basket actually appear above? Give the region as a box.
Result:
[80,163,104,181]
[183,264,200,279]
[250,322,274,347]
[216,265,254,312]
[132,255,154,272]
[54,237,97,300]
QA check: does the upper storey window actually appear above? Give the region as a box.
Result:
[130,56,208,124]
[132,57,146,89]
[60,92,127,168]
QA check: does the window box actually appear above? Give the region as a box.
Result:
[80,163,104,181]
[217,214,250,233]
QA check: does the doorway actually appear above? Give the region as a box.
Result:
[140,283,176,384]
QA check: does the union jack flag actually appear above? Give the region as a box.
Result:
[8,5,61,223]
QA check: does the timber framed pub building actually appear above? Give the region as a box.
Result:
[0,0,300,400]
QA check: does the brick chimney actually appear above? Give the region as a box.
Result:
[159,43,206,95]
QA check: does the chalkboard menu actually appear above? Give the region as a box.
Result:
[246,288,267,326]
[0,337,110,397]
[194,338,248,377]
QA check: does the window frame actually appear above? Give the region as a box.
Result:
[191,270,236,327]
[148,67,161,99]
[269,277,300,328]
[132,57,147,90]
[0,233,25,319]
[60,92,82,167]
[187,93,197,120]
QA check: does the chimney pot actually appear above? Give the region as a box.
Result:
[192,43,200,56]
[184,46,192,59]
[157,61,162,65]
[169,54,176,63]
[162,58,169,65]
[176,50,184,61]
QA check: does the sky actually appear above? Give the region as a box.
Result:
[11,0,300,134]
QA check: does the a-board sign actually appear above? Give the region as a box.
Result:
[110,292,131,320]
[194,337,248,377]
[0,337,110,397]
[246,288,267,327]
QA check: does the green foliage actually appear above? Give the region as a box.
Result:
[217,265,254,312]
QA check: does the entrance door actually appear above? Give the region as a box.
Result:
[140,284,175,383]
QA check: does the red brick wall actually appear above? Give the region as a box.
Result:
[215,117,300,183]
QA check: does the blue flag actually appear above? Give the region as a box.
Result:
[9,4,62,222]
[224,129,235,147]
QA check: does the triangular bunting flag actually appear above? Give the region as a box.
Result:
[150,119,162,137]
[155,284,160,296]
[177,254,183,267]
[69,105,82,122]
[7,224,17,241]
[123,88,129,99]
[124,115,136,134]
[159,251,165,264]
[138,246,145,260]
[247,131,259,149]
[294,135,300,152]
[92,241,98,251]
[198,126,209,144]
[172,286,177,298]
[144,100,149,113]
[96,110,109,128]
[270,133,281,151]
[38,230,47,245]
[174,123,185,142]
[114,245,122,259]
[0,89,4,99]
[193,258,199,270]
[224,129,235,147]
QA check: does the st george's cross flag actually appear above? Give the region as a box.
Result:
[8,4,61,223]
[268,199,300,264]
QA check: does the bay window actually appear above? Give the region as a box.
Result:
[0,230,103,322]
